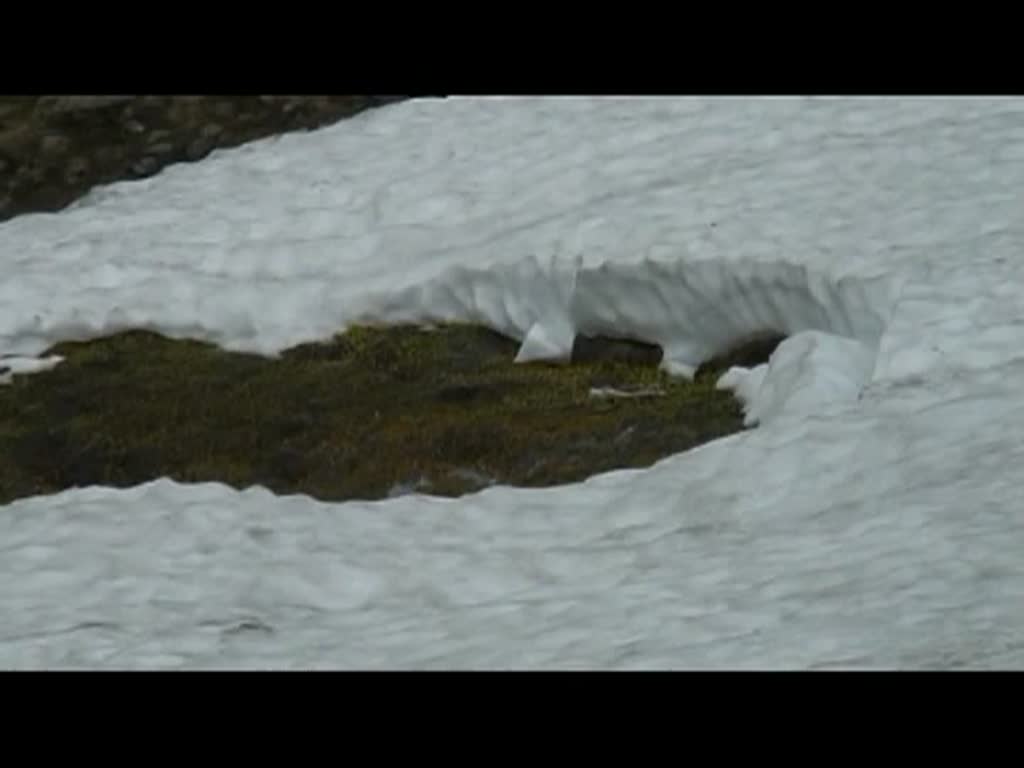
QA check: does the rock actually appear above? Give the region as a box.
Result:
[147,142,175,157]
[130,156,160,178]
[212,101,236,120]
[693,332,786,380]
[17,161,45,185]
[123,119,146,135]
[39,133,72,156]
[435,383,490,403]
[146,129,173,145]
[185,136,213,162]
[367,95,407,108]
[0,125,33,158]
[41,96,135,114]
[94,146,123,170]
[65,156,90,186]
[185,124,223,162]
[571,334,663,366]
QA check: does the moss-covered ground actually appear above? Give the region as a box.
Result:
[0,324,783,505]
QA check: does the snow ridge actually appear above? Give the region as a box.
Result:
[2,244,901,427]
[359,254,902,424]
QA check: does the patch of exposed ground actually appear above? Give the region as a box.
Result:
[0,325,782,505]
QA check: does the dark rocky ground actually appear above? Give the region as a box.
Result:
[0,95,404,222]
[0,95,784,504]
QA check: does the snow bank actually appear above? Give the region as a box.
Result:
[357,254,902,425]
[0,354,64,384]
[5,96,1024,669]
[2,239,899,426]
[3,243,901,428]
[717,331,878,426]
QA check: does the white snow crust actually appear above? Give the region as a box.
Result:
[4,96,1024,668]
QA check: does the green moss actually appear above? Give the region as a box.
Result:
[0,324,778,506]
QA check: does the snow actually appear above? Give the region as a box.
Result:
[0,353,64,384]
[4,96,1024,668]
[363,254,896,426]
[718,330,878,427]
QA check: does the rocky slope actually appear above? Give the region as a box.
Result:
[0,95,404,222]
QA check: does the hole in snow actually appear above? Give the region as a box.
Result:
[1,324,757,506]
[0,256,897,505]
[362,254,899,427]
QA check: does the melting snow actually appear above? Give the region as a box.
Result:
[3,96,1024,668]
